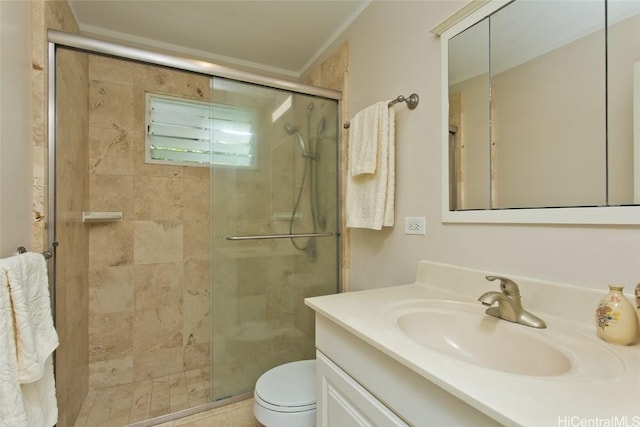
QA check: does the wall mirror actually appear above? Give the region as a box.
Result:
[440,0,640,224]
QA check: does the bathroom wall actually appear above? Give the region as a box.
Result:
[85,53,211,396]
[309,1,640,292]
[0,1,32,257]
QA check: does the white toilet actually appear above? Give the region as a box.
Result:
[253,359,316,427]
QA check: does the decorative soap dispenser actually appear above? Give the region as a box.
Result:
[595,285,638,346]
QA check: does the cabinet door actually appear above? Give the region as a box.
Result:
[317,351,409,427]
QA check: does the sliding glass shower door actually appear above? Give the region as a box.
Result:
[52,40,339,424]
[209,77,339,402]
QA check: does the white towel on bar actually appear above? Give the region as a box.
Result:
[0,252,59,427]
[348,102,381,176]
[346,101,396,230]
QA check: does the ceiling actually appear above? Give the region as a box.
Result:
[67,0,370,78]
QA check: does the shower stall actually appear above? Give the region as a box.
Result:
[49,31,340,425]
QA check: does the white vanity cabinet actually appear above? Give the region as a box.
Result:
[313,314,500,427]
[316,351,408,427]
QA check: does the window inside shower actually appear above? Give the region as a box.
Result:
[145,93,257,168]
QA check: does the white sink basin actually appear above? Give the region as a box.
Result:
[383,299,624,378]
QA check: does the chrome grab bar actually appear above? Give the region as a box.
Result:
[224,232,334,241]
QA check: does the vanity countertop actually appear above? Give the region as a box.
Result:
[305,261,640,426]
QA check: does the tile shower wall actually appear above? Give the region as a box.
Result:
[31,2,91,426]
[87,54,212,389]
[55,46,90,427]
[304,42,349,292]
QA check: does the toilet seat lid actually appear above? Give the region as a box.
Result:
[255,360,316,408]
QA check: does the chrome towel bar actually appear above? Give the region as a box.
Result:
[224,232,334,241]
[388,93,420,109]
[344,93,419,129]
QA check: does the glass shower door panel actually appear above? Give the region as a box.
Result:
[209,78,339,402]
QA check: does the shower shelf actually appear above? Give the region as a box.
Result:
[81,211,123,223]
[272,212,303,221]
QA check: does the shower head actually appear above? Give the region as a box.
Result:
[284,123,308,153]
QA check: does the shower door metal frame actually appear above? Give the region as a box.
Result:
[47,29,342,426]
[47,30,341,99]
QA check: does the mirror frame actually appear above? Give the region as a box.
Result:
[437,0,640,225]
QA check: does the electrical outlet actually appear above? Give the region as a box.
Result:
[404,217,426,235]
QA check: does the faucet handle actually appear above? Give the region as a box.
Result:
[485,275,520,296]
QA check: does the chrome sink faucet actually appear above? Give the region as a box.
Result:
[478,276,547,329]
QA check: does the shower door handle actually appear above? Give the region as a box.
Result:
[223,232,334,241]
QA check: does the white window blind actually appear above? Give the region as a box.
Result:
[146,93,255,168]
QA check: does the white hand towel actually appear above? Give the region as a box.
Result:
[0,265,27,426]
[346,101,396,229]
[384,106,396,227]
[5,253,59,383]
[21,355,58,427]
[349,102,381,176]
[0,253,59,427]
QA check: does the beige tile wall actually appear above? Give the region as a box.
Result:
[32,2,91,426]
[304,41,350,291]
[85,53,326,404]
[87,54,212,390]
[54,47,91,427]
